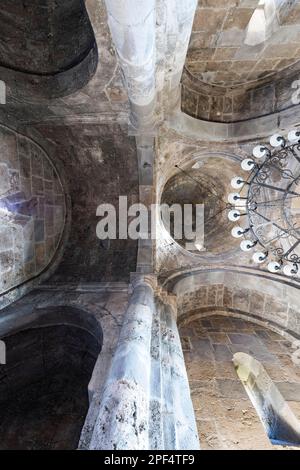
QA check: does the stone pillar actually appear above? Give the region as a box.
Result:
[104,0,156,132]
[164,0,197,112]
[89,274,157,450]
[160,293,200,449]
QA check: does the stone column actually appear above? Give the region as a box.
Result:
[164,0,197,112]
[89,274,157,450]
[160,293,200,449]
[104,0,156,132]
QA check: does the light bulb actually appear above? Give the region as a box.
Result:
[288,130,300,143]
[253,251,267,264]
[228,210,240,222]
[240,240,255,252]
[270,134,284,148]
[283,264,298,277]
[228,193,240,205]
[241,159,255,171]
[231,226,245,238]
[253,145,268,159]
[231,176,245,189]
[267,261,281,273]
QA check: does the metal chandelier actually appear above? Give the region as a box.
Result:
[228,129,300,277]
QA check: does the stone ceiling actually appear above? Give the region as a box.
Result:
[186,0,300,88]
[0,0,94,75]
[2,0,300,286]
[182,0,300,122]
[0,0,99,99]
[160,162,237,254]
[0,1,136,284]
[0,0,127,112]
[34,123,138,283]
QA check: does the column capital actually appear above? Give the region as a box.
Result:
[130,273,157,291]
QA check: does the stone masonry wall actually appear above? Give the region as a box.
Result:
[178,283,300,339]
[182,0,300,122]
[0,125,66,301]
[181,66,300,123]
[179,314,300,450]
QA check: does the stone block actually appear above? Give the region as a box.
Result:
[223,8,253,31]
[208,332,229,343]
[0,130,18,168]
[251,85,275,116]
[31,176,44,196]
[209,96,224,121]
[223,287,233,307]
[34,219,45,243]
[216,378,247,399]
[213,47,238,61]
[276,382,300,402]
[188,48,215,62]
[193,9,227,33]
[20,176,32,200]
[0,163,10,197]
[19,154,31,179]
[287,308,300,336]
[228,333,262,347]
[196,418,221,449]
[35,243,45,270]
[182,86,198,117]
[217,29,245,47]
[212,344,233,362]
[8,170,20,194]
[263,43,298,59]
[0,227,13,251]
[191,339,214,361]
[181,336,192,352]
[197,93,210,118]
[249,292,265,316]
[43,157,54,180]
[264,296,288,325]
[223,96,233,114]
[189,32,217,49]
[23,241,35,263]
[215,361,237,379]
[232,288,250,312]
[30,145,43,176]
[0,250,14,273]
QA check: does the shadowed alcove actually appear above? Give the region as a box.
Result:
[0,0,98,98]
[0,306,102,450]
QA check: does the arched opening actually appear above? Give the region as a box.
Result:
[0,0,98,98]
[179,313,300,449]
[159,156,241,256]
[0,306,102,450]
[234,352,300,446]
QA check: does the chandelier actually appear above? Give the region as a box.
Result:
[228,129,300,277]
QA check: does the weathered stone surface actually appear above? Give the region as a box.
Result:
[182,1,300,122]
[33,123,138,284]
[0,317,101,449]
[180,314,300,450]
[0,126,66,300]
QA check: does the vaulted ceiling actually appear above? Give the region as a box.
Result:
[182,0,300,122]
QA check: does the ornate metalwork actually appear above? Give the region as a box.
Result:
[233,140,300,271]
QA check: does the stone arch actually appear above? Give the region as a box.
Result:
[181,66,300,123]
[0,124,70,309]
[0,0,98,100]
[162,268,300,340]
[0,304,103,343]
[0,304,103,450]
[178,311,300,449]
